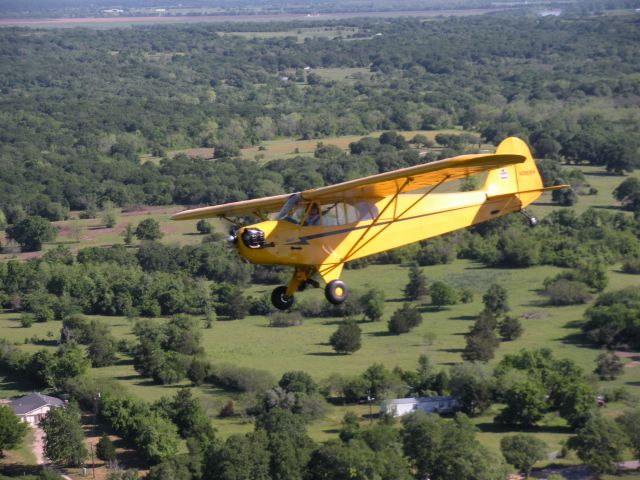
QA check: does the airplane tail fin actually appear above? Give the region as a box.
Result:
[482,137,547,207]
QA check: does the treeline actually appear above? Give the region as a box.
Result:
[1,14,639,218]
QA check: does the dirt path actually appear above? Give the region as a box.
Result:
[32,426,46,465]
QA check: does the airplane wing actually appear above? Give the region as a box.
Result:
[301,152,526,203]
[171,192,292,220]
[172,152,525,220]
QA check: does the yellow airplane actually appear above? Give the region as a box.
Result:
[172,137,565,310]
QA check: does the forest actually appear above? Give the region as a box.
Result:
[0,13,639,224]
[0,7,640,480]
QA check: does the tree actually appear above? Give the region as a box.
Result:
[498,316,523,341]
[594,351,624,380]
[196,219,212,234]
[41,404,88,467]
[0,405,28,456]
[329,321,362,354]
[495,378,547,426]
[134,412,179,463]
[135,219,163,241]
[430,281,459,308]
[101,201,117,228]
[462,315,499,363]
[6,216,57,252]
[554,381,596,429]
[256,409,315,480]
[388,303,422,335]
[279,371,317,394]
[46,344,91,389]
[569,415,627,475]
[482,283,509,315]
[449,362,494,416]
[359,288,385,322]
[404,263,428,301]
[206,431,271,480]
[401,412,506,480]
[96,434,117,462]
[500,434,546,478]
[613,177,640,211]
[616,409,640,460]
[122,223,135,244]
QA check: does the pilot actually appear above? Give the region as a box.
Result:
[304,203,321,226]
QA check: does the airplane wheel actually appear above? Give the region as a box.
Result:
[271,286,294,310]
[325,280,348,305]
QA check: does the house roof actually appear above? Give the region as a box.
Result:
[10,392,64,415]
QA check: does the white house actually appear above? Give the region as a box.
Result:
[10,392,65,425]
[380,396,460,417]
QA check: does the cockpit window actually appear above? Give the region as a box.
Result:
[276,194,304,224]
[275,195,378,226]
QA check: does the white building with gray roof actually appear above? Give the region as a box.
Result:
[9,392,65,425]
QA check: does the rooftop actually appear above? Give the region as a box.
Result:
[10,392,64,415]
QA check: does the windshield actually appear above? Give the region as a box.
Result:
[276,193,303,223]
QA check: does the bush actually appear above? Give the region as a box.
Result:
[196,219,212,234]
[388,303,422,335]
[499,316,523,341]
[329,321,362,354]
[430,281,459,308]
[268,312,302,327]
[96,434,117,462]
[208,364,275,393]
[622,258,640,274]
[544,279,592,305]
[20,313,34,328]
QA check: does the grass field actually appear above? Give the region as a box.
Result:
[221,26,361,43]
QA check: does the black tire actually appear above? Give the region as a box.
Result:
[325,280,348,305]
[271,286,294,310]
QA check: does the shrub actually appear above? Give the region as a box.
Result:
[622,258,640,274]
[208,363,275,393]
[329,321,362,354]
[545,279,591,305]
[20,313,34,328]
[499,316,523,341]
[96,434,117,462]
[430,281,459,308]
[268,312,302,327]
[388,303,422,335]
[196,219,212,234]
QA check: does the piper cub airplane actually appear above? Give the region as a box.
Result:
[173,137,565,310]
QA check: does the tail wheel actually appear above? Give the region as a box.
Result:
[325,280,348,305]
[271,286,294,310]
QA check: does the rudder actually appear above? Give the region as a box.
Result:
[483,137,543,207]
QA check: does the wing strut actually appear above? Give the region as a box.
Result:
[318,175,450,280]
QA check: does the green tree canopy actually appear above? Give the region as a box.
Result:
[41,403,88,467]
[0,405,28,456]
[500,434,547,478]
[6,216,57,252]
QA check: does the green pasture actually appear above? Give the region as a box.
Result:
[221,27,360,43]
[238,129,462,162]
[3,258,640,458]
[310,66,373,83]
